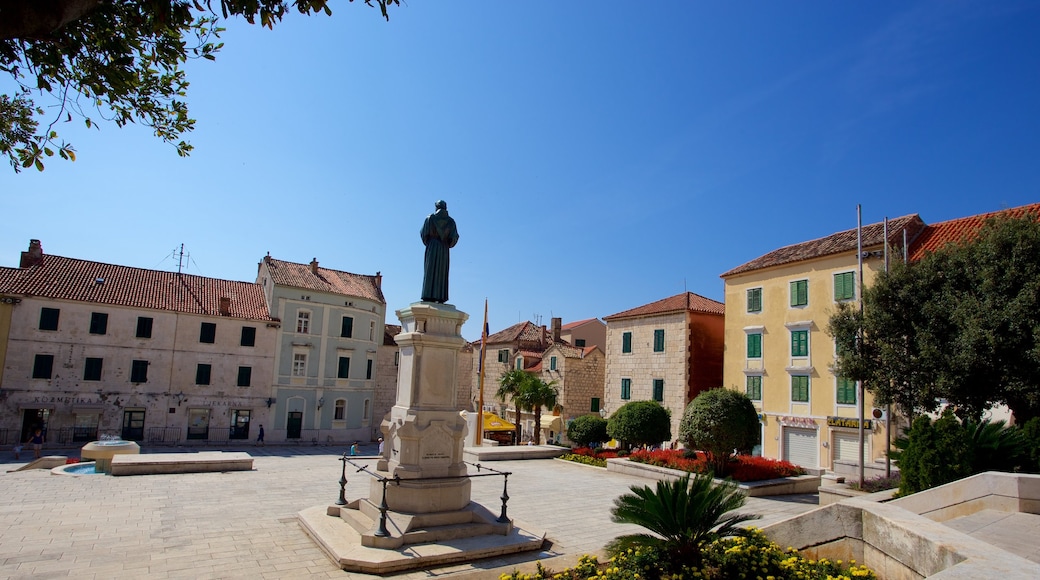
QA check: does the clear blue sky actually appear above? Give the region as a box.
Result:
[2,1,1038,341]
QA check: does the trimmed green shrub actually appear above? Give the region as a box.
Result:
[892,410,973,495]
[679,387,760,474]
[1021,417,1040,473]
[566,414,609,448]
[606,400,671,450]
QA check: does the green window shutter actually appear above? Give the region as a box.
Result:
[790,280,808,307]
[746,375,762,400]
[621,378,631,400]
[84,357,103,381]
[39,307,60,331]
[497,349,508,363]
[136,316,153,338]
[747,333,762,358]
[240,326,256,347]
[652,379,664,402]
[653,329,665,352]
[550,356,557,371]
[591,398,601,413]
[341,316,353,338]
[834,272,855,301]
[791,376,809,402]
[747,288,762,313]
[622,332,632,354]
[90,312,108,335]
[791,330,808,357]
[837,378,857,405]
[338,357,350,379]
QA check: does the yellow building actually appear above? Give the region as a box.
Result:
[720,215,925,474]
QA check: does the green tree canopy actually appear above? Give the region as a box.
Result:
[566,414,608,448]
[829,214,1040,422]
[606,400,671,450]
[514,376,558,445]
[679,388,760,474]
[496,368,529,445]
[0,0,397,172]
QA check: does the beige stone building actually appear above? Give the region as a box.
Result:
[559,318,606,350]
[720,215,925,472]
[0,240,278,446]
[603,292,725,443]
[472,318,604,444]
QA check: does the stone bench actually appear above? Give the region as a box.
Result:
[110,452,253,476]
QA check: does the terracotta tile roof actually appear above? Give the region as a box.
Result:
[560,318,600,331]
[262,256,384,304]
[908,203,1040,262]
[484,321,545,345]
[383,324,402,346]
[604,292,724,321]
[721,214,926,278]
[0,254,273,320]
[548,343,601,359]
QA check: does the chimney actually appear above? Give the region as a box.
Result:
[541,325,547,349]
[551,317,562,342]
[20,239,43,268]
[310,258,319,275]
[375,271,382,289]
[219,296,231,316]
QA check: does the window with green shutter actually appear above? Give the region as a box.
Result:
[622,332,632,353]
[84,357,103,381]
[790,279,808,307]
[747,333,762,358]
[791,330,808,357]
[497,349,509,363]
[33,354,54,379]
[746,375,762,400]
[621,378,631,400]
[747,288,763,313]
[591,398,600,412]
[652,379,664,402]
[836,377,857,405]
[337,356,350,379]
[653,329,665,352]
[834,272,855,301]
[549,356,557,371]
[39,307,60,331]
[237,366,252,387]
[791,375,809,402]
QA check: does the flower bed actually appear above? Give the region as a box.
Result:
[628,449,805,482]
[500,528,876,579]
[559,447,622,467]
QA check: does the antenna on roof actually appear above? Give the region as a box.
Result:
[175,243,188,276]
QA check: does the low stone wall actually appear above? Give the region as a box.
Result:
[762,472,1040,579]
[110,451,253,476]
[604,458,821,497]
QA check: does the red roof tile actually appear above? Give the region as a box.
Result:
[560,318,600,331]
[908,203,1040,262]
[604,291,724,321]
[0,254,272,320]
[484,321,546,345]
[721,214,926,278]
[263,256,384,304]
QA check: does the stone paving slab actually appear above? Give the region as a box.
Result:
[944,509,1040,564]
[0,445,818,579]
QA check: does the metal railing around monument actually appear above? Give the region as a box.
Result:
[335,455,513,538]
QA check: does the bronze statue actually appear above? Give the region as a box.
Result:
[420,200,459,303]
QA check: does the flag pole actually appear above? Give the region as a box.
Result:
[476,299,488,446]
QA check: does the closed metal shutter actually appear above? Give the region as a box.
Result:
[783,427,818,468]
[833,432,868,463]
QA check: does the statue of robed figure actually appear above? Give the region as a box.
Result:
[420,200,459,303]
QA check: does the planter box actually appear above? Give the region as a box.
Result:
[606,458,820,497]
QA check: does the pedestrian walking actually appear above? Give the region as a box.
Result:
[256,424,265,446]
[28,428,44,459]
[350,441,359,456]
[377,437,384,455]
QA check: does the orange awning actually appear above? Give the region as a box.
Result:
[482,411,516,432]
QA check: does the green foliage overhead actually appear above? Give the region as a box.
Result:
[678,388,760,474]
[828,214,1040,421]
[496,368,529,445]
[566,414,609,448]
[0,0,398,172]
[514,375,559,445]
[606,472,759,570]
[606,400,671,449]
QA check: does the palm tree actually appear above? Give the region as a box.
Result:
[607,472,760,569]
[514,377,559,445]
[497,369,530,445]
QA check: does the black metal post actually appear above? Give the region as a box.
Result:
[336,453,348,505]
[497,473,510,523]
[375,478,391,537]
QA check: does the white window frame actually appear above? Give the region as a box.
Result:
[296,310,311,334]
[292,353,307,377]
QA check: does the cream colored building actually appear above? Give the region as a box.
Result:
[0,240,277,446]
[603,292,725,443]
[559,318,606,350]
[720,215,925,473]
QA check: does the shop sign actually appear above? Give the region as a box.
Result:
[827,416,873,430]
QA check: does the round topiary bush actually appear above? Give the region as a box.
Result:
[567,414,609,448]
[679,388,760,475]
[607,400,671,450]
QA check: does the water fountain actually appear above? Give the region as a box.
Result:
[80,434,140,473]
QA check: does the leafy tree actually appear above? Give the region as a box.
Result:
[514,376,558,445]
[0,0,398,172]
[566,414,608,448]
[830,214,1040,422]
[606,400,671,451]
[1022,417,1040,473]
[964,418,1028,474]
[891,411,974,496]
[497,369,529,446]
[679,388,760,475]
[606,472,759,571]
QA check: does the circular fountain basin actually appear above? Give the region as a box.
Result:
[81,440,140,473]
[52,462,102,476]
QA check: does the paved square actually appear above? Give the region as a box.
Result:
[0,446,818,579]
